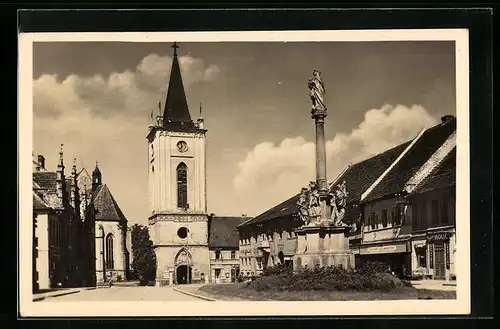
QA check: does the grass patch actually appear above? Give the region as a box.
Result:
[199,283,456,301]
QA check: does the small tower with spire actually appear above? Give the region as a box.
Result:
[70,157,81,219]
[55,144,66,207]
[92,161,102,191]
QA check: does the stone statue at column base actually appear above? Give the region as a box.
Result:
[293,180,355,271]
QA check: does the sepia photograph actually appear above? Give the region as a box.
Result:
[19,29,470,317]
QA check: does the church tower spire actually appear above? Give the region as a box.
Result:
[162,42,194,129]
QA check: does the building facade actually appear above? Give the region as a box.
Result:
[32,149,95,291]
[208,216,245,283]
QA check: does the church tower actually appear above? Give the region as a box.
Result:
[147,42,209,285]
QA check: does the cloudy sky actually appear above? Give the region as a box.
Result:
[33,41,456,225]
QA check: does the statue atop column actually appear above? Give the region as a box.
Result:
[308,69,327,115]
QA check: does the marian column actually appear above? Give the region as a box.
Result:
[292,70,355,271]
[310,70,328,197]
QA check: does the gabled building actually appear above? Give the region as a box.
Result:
[406,146,456,280]
[207,216,247,283]
[354,115,456,278]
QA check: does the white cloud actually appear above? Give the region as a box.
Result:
[33,54,220,223]
[232,104,438,216]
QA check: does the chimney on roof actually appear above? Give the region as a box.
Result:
[441,115,455,124]
[37,155,45,170]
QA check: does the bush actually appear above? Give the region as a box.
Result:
[356,261,391,275]
[262,263,293,277]
[247,263,404,292]
[116,275,122,282]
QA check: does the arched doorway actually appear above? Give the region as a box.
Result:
[176,265,192,284]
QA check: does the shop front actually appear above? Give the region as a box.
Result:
[410,228,455,281]
[357,240,411,277]
[426,229,455,280]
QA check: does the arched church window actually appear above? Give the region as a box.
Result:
[177,163,188,209]
[106,234,114,270]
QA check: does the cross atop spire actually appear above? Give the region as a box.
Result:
[161,42,196,130]
[172,42,179,56]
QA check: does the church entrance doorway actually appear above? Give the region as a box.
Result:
[176,265,192,284]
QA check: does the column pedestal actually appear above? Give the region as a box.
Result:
[292,226,355,271]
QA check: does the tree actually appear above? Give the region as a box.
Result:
[131,224,157,285]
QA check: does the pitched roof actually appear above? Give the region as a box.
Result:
[240,141,410,228]
[91,184,127,222]
[33,191,52,211]
[33,172,57,193]
[363,117,456,202]
[162,43,197,130]
[208,216,247,248]
[412,147,456,194]
[332,141,411,202]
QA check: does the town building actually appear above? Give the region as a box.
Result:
[238,116,457,281]
[406,146,456,280]
[208,216,246,283]
[32,148,95,291]
[146,42,247,285]
[354,115,456,278]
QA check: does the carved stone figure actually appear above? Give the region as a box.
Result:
[296,187,310,225]
[175,250,190,265]
[308,70,327,114]
[330,180,348,226]
[307,181,322,225]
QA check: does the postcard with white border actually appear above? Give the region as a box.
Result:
[19,29,470,317]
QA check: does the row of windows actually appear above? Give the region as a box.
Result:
[413,197,452,229]
[240,230,295,245]
[366,205,405,230]
[214,250,236,260]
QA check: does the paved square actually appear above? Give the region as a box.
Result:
[39,286,207,302]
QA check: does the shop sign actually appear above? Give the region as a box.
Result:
[360,243,407,255]
[427,231,453,243]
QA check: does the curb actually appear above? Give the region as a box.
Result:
[173,288,217,301]
[33,290,81,302]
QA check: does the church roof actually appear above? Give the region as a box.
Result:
[239,141,411,228]
[363,116,456,202]
[162,43,197,130]
[33,191,52,211]
[411,147,456,195]
[91,184,128,223]
[208,216,248,248]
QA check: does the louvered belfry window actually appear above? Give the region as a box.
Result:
[177,163,188,209]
